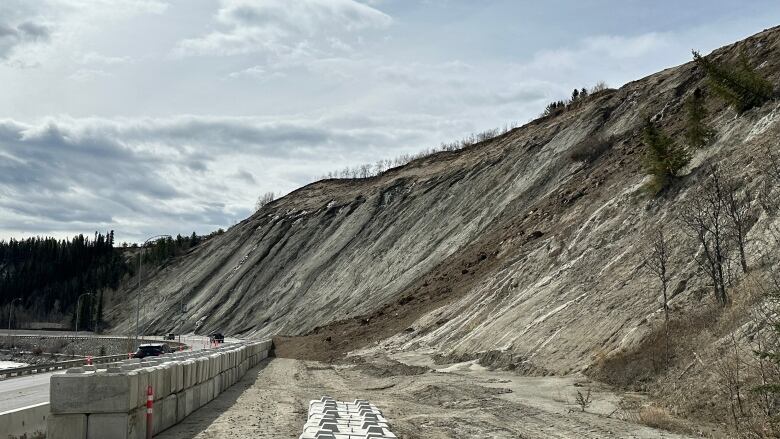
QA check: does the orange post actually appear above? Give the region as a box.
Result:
[146,385,154,438]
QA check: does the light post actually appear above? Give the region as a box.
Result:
[136,235,171,345]
[74,292,93,335]
[7,297,22,339]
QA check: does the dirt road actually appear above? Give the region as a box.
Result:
[158,353,692,439]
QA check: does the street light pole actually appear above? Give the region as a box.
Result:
[135,235,171,345]
[74,292,93,335]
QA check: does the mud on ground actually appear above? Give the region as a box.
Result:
[158,353,695,439]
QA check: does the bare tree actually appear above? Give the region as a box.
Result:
[679,166,731,306]
[645,226,672,323]
[254,191,275,211]
[645,226,673,366]
[721,174,753,274]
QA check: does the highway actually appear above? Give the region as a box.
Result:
[0,334,223,413]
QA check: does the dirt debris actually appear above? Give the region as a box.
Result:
[158,355,695,439]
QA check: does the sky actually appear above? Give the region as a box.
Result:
[1,0,779,243]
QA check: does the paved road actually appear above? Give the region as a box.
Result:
[0,370,53,413]
[0,334,228,413]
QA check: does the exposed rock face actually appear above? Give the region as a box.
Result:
[108,26,780,373]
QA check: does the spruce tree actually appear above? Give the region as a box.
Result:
[642,120,691,192]
[684,88,715,149]
[693,50,773,113]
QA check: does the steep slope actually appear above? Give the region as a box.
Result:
[108,26,780,375]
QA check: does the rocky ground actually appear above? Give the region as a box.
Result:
[158,354,696,439]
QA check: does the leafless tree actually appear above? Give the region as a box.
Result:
[644,226,674,366]
[645,226,672,323]
[254,191,275,211]
[679,166,731,306]
[721,173,754,274]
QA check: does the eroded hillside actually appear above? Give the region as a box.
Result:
[108,26,780,377]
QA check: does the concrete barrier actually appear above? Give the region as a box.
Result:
[299,396,397,439]
[48,339,272,439]
[0,402,49,439]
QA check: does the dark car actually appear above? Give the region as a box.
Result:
[164,333,175,340]
[209,332,225,343]
[133,343,169,359]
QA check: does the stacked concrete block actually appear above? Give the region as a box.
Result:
[48,339,272,439]
[299,397,397,439]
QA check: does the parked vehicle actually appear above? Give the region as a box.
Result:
[132,343,170,359]
[209,332,225,343]
[164,333,175,340]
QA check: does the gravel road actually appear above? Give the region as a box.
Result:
[158,355,692,439]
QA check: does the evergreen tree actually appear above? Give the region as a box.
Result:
[684,88,715,149]
[189,232,200,248]
[693,50,773,113]
[571,88,580,101]
[642,119,691,193]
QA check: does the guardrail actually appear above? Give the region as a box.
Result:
[0,338,188,380]
[0,353,129,379]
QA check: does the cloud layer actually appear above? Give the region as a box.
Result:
[1,0,779,242]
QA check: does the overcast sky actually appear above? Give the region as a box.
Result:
[1,0,778,243]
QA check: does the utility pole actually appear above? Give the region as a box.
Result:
[135,235,170,346]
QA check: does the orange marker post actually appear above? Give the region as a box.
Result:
[146,385,154,439]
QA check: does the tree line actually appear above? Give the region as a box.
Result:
[0,231,204,331]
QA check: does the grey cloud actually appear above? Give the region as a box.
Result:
[0,20,50,60]
[0,114,434,242]
[174,0,391,57]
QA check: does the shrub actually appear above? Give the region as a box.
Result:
[642,120,691,193]
[590,81,609,93]
[693,50,773,113]
[568,135,614,163]
[684,88,715,149]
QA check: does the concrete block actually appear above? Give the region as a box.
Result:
[51,370,138,414]
[135,368,149,408]
[163,364,174,397]
[152,366,165,401]
[214,373,222,395]
[162,394,177,431]
[152,399,162,435]
[184,387,196,416]
[176,391,187,423]
[175,362,184,393]
[207,378,214,402]
[191,384,202,411]
[47,413,87,439]
[199,382,208,406]
[182,360,193,389]
[87,412,143,439]
[133,407,147,439]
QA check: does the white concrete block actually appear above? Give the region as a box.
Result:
[47,413,87,439]
[51,370,138,414]
[87,412,143,439]
[162,394,177,432]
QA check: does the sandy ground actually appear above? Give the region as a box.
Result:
[158,353,693,439]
